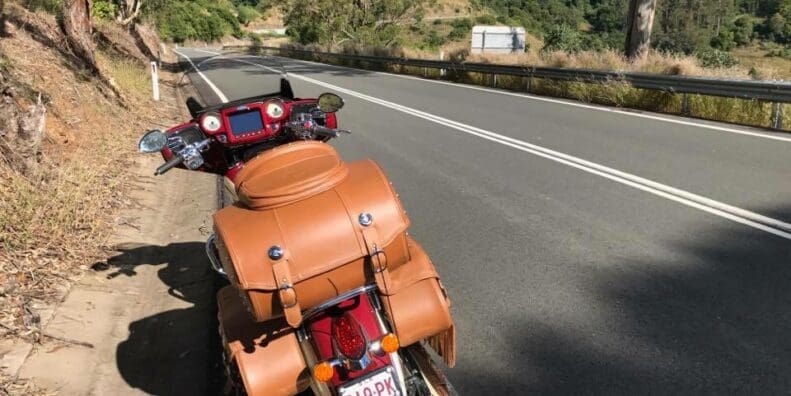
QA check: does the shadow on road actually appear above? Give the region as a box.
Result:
[452,206,791,395]
[107,242,225,396]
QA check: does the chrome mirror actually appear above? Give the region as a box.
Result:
[138,129,168,153]
[317,93,344,113]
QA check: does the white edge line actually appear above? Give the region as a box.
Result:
[188,49,791,240]
[173,48,230,103]
[270,52,791,143]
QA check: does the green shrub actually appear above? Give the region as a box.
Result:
[476,14,497,25]
[589,3,623,33]
[696,48,739,68]
[236,5,260,26]
[422,30,446,49]
[21,0,62,14]
[154,0,243,42]
[766,46,791,59]
[451,17,474,30]
[710,30,735,51]
[731,15,755,46]
[542,25,582,53]
[91,0,116,20]
[448,18,473,40]
[653,31,698,55]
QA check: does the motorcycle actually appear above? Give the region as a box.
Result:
[137,68,457,396]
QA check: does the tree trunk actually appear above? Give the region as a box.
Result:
[118,0,142,26]
[0,84,47,177]
[0,0,7,37]
[61,0,97,73]
[625,0,657,61]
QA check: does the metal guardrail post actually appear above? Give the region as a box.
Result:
[771,102,784,130]
[493,74,498,88]
[681,93,691,116]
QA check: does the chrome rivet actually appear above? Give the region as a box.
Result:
[358,212,373,227]
[268,245,284,260]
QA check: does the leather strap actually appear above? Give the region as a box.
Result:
[361,227,392,294]
[272,257,302,327]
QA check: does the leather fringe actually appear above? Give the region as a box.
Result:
[424,324,456,368]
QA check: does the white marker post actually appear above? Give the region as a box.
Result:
[440,51,446,78]
[151,61,160,101]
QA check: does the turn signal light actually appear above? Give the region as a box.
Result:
[313,361,335,383]
[380,333,399,353]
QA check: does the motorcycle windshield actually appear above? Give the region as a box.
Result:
[182,48,289,106]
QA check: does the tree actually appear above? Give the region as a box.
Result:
[282,0,426,47]
[589,2,624,33]
[117,0,143,25]
[624,0,657,60]
[62,0,98,73]
[0,0,6,36]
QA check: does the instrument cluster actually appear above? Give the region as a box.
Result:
[197,98,336,146]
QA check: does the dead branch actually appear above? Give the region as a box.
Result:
[39,332,94,348]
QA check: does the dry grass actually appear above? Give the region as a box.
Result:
[0,3,182,367]
[97,52,152,99]
[0,372,53,395]
[466,48,779,79]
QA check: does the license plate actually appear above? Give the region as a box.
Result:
[339,367,400,396]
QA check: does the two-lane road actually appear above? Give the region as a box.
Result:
[176,48,791,395]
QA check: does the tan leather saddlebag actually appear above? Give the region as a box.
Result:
[214,141,411,326]
[381,238,456,367]
[217,286,310,396]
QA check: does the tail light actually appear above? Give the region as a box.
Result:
[332,313,367,359]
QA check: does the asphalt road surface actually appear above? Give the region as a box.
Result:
[175,47,791,395]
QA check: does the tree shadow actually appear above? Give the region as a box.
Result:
[450,206,791,395]
[108,242,225,395]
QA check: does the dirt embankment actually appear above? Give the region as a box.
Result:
[0,3,218,393]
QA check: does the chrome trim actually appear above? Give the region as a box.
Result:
[205,234,226,278]
[268,245,284,260]
[297,327,333,396]
[368,291,409,393]
[343,352,373,371]
[301,284,378,321]
[358,212,373,226]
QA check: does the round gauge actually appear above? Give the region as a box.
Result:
[264,99,286,119]
[201,113,222,133]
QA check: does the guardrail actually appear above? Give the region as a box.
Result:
[223,45,790,130]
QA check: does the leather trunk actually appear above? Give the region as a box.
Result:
[216,285,310,396]
[214,141,412,326]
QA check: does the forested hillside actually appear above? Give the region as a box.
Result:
[477,0,790,56]
[117,0,791,58]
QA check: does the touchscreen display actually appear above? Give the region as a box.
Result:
[228,110,264,136]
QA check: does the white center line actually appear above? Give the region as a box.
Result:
[183,49,791,240]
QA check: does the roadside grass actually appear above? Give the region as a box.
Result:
[275,44,789,131]
[0,8,179,351]
[732,46,791,80]
[97,50,152,99]
[0,126,131,257]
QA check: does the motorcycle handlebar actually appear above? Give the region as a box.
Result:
[312,124,339,138]
[155,155,183,176]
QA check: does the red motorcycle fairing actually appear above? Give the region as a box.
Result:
[159,99,338,178]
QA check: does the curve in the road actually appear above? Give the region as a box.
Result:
[177,49,791,241]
